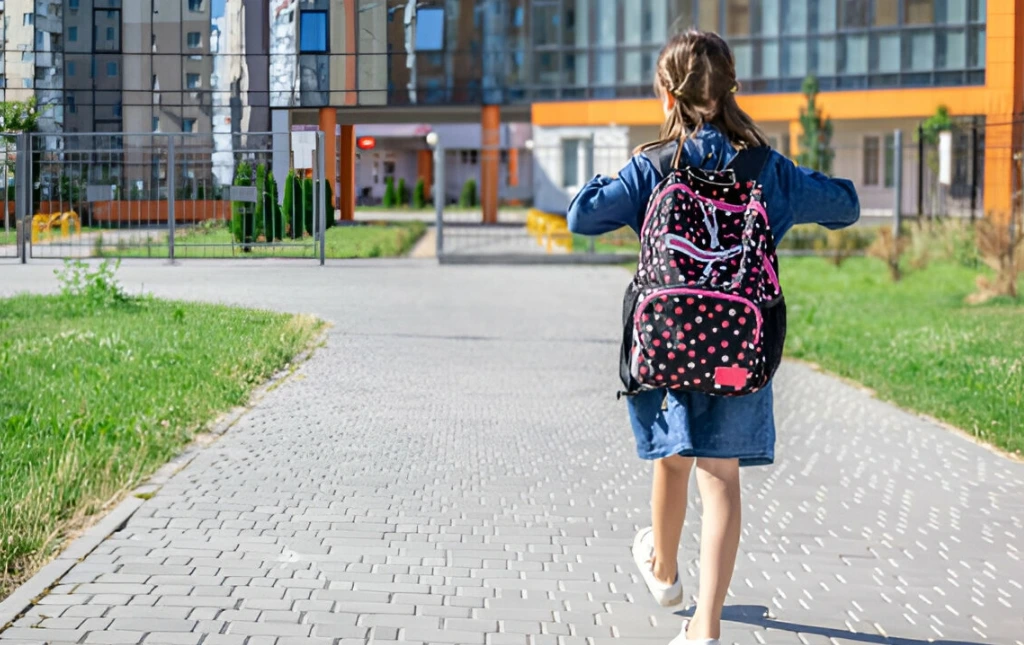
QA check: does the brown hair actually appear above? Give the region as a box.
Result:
[636,30,769,155]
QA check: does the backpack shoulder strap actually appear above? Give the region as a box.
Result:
[640,139,684,178]
[729,146,772,183]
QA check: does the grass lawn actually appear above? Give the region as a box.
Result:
[95,221,426,259]
[0,291,323,598]
[782,256,1023,455]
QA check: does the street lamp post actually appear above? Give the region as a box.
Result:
[426,132,443,259]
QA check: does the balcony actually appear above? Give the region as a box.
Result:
[34,13,61,34]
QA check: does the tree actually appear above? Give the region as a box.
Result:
[413,179,427,209]
[323,180,335,229]
[231,162,255,251]
[796,76,834,175]
[283,170,303,239]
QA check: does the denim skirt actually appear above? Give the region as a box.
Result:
[627,383,776,467]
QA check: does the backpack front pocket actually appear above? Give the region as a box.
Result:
[632,288,766,395]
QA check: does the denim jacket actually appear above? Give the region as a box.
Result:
[566,126,860,464]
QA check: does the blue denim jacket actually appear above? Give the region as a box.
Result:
[567,126,860,465]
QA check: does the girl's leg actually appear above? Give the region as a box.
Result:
[651,454,694,585]
[688,457,742,640]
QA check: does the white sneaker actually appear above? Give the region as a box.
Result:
[668,620,720,645]
[631,527,683,607]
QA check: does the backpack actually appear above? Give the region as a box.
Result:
[619,140,786,398]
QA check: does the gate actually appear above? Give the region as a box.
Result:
[430,141,636,265]
[9,130,328,263]
[0,132,27,261]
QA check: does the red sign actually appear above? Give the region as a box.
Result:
[357,137,377,150]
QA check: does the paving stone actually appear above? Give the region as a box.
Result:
[2,263,1021,645]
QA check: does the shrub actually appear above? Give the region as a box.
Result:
[459,179,477,208]
[230,162,255,250]
[254,164,267,242]
[397,178,408,207]
[283,170,303,239]
[967,214,1024,304]
[264,169,283,242]
[323,180,335,229]
[302,176,315,238]
[383,176,397,208]
[54,259,130,314]
[413,179,427,209]
[867,227,910,282]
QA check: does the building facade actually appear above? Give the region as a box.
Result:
[1,0,1020,220]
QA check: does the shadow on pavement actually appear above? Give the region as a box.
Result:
[675,605,986,645]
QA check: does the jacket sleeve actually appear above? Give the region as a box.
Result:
[567,155,660,235]
[771,153,860,231]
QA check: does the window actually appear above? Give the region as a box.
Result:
[383,161,396,176]
[67,95,76,113]
[186,73,201,89]
[182,119,196,133]
[69,26,78,41]
[840,0,869,28]
[299,10,328,53]
[23,13,33,26]
[113,102,122,117]
[187,32,201,48]
[884,133,896,188]
[904,0,935,25]
[415,8,445,51]
[69,0,79,9]
[152,74,158,89]
[22,78,32,89]
[152,117,159,132]
[188,0,203,10]
[68,61,77,76]
[562,139,591,189]
[725,0,752,36]
[863,136,880,186]
[784,0,809,33]
[107,61,118,76]
[21,52,34,62]
[107,27,116,41]
[698,0,719,31]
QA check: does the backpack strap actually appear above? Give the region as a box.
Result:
[728,145,772,183]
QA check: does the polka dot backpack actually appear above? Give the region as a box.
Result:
[619,141,786,398]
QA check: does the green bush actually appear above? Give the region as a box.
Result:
[413,179,427,209]
[283,170,303,239]
[323,180,335,229]
[254,164,267,241]
[383,176,397,208]
[459,179,477,208]
[230,162,255,250]
[262,168,283,242]
[302,177,315,238]
[397,178,408,206]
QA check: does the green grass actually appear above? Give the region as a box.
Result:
[783,256,1023,455]
[95,222,426,259]
[0,294,323,597]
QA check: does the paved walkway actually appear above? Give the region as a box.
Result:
[1,261,1022,645]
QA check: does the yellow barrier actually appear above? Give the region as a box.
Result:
[527,208,573,254]
[31,211,81,244]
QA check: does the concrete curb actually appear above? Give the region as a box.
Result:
[0,330,325,631]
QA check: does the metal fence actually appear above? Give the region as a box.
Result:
[2,130,329,263]
[432,121,1023,263]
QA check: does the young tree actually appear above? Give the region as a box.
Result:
[383,176,397,208]
[413,179,427,209]
[796,76,834,174]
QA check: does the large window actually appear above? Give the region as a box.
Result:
[299,10,328,53]
[415,8,445,52]
[187,32,201,49]
[863,136,880,186]
[562,139,591,189]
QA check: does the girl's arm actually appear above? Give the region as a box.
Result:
[567,156,660,236]
[771,153,860,231]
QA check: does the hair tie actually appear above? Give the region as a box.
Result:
[730,85,738,94]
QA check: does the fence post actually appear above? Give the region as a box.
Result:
[317,131,326,266]
[917,123,924,218]
[167,136,176,263]
[893,130,903,239]
[16,132,30,264]
[432,138,445,259]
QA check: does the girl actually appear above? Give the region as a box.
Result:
[567,30,860,645]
